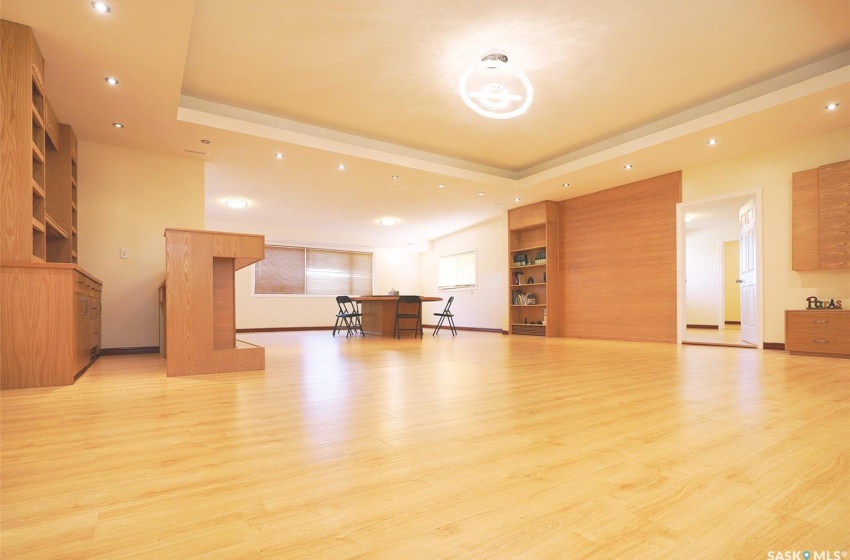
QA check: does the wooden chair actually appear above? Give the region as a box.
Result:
[432,296,457,336]
[393,295,422,339]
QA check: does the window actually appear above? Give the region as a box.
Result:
[254,245,373,295]
[438,250,476,290]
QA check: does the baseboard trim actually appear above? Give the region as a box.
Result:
[763,342,786,351]
[687,324,719,329]
[236,326,506,334]
[422,325,505,334]
[100,346,160,356]
[725,320,741,325]
[236,326,334,333]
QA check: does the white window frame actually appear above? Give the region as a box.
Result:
[438,250,477,290]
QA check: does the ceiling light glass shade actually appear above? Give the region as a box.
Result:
[225,199,248,209]
[459,53,533,120]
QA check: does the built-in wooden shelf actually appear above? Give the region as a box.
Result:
[45,214,69,239]
[508,201,560,337]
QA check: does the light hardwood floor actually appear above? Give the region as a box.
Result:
[1,332,848,559]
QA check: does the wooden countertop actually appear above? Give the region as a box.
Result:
[1,261,102,284]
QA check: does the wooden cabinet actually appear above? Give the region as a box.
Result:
[508,201,560,337]
[1,263,103,389]
[792,160,850,270]
[1,21,96,389]
[785,310,849,358]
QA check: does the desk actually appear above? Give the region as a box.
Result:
[352,296,442,337]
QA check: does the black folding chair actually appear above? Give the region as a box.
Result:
[333,296,364,337]
[393,295,422,339]
[432,296,457,336]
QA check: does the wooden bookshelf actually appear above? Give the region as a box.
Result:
[508,201,560,337]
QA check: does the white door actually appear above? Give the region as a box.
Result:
[738,199,757,344]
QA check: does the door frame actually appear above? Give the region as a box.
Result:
[676,188,764,348]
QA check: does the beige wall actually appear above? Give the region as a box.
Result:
[685,221,740,326]
[206,219,423,329]
[421,214,508,332]
[682,127,850,344]
[78,142,204,349]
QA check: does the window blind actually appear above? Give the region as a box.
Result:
[254,245,373,295]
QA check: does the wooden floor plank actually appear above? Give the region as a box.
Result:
[2,332,848,559]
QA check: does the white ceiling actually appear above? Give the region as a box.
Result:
[2,0,849,248]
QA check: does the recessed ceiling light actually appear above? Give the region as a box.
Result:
[112,122,124,128]
[200,139,211,144]
[514,197,521,202]
[707,138,718,146]
[391,175,399,179]
[225,199,248,209]
[437,184,446,189]
[478,192,485,196]
[337,164,346,170]
[104,76,119,86]
[825,102,839,111]
[378,217,398,226]
[624,164,633,170]
[562,183,570,188]
[274,152,284,159]
[91,2,111,13]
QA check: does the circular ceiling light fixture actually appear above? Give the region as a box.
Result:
[459,50,533,120]
[225,199,248,209]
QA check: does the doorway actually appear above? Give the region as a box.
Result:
[677,190,763,348]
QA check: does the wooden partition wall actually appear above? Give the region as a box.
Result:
[559,171,681,343]
[164,229,265,376]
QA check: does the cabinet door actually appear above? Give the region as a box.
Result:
[75,293,90,372]
[818,161,850,269]
[90,297,101,352]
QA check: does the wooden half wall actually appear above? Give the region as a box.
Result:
[559,171,681,343]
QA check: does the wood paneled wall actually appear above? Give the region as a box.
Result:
[559,171,681,343]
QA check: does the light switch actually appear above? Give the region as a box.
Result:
[120,248,129,259]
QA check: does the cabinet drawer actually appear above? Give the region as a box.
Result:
[786,330,850,355]
[73,271,90,294]
[786,311,849,332]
